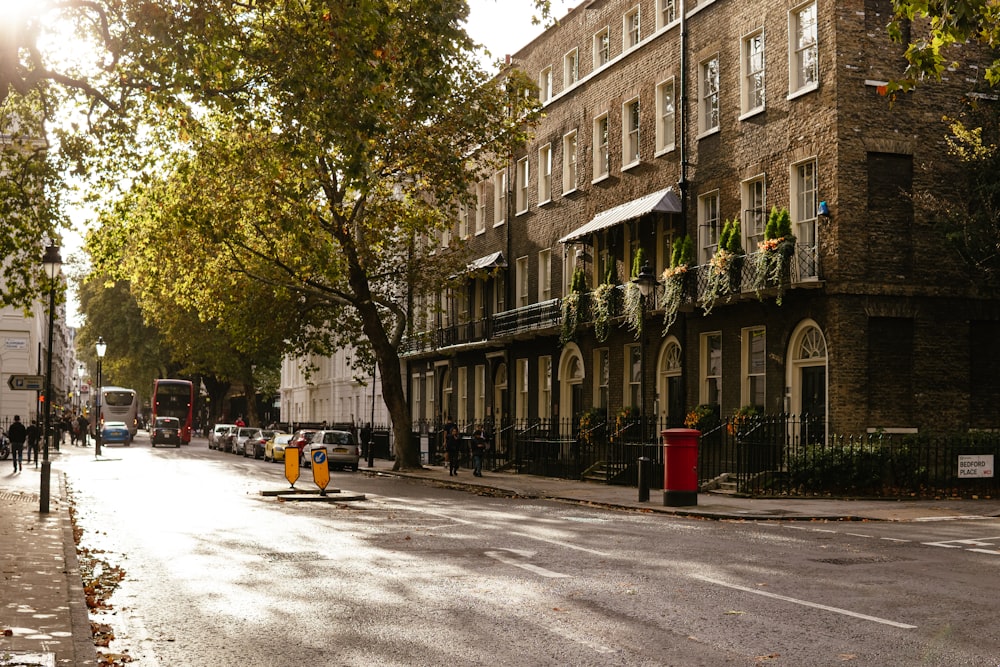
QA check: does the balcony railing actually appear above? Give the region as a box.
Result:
[401,244,820,355]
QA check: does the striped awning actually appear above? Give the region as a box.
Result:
[558,186,682,244]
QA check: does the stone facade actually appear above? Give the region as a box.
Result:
[402,0,1000,437]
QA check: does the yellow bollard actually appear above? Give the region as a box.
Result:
[285,446,300,488]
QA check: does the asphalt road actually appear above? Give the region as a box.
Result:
[61,434,1000,666]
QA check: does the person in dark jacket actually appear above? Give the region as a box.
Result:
[25,419,40,466]
[444,426,461,476]
[471,426,488,477]
[8,415,27,473]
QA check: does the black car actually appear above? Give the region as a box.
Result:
[151,417,182,448]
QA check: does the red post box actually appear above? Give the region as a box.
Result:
[662,428,700,506]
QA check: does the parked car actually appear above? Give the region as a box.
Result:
[288,429,317,462]
[302,429,361,471]
[218,425,239,453]
[100,421,131,446]
[209,423,236,450]
[151,417,181,448]
[232,427,262,456]
[244,429,276,459]
[264,433,293,462]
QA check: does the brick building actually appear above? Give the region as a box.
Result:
[401,0,1000,451]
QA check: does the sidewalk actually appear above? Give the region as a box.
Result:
[3,450,1000,667]
[0,447,97,667]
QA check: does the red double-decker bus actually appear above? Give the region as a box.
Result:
[152,379,195,444]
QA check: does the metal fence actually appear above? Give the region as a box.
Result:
[415,415,1000,498]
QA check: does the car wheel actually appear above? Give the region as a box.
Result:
[351,463,359,472]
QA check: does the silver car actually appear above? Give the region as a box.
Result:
[232,427,262,456]
[302,430,361,472]
[209,423,236,450]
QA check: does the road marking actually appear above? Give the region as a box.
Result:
[509,531,611,557]
[485,549,570,578]
[923,536,1000,552]
[693,575,917,629]
[912,515,993,522]
[845,533,874,538]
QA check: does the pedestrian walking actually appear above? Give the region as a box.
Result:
[77,414,89,448]
[25,419,40,466]
[445,426,461,476]
[8,415,27,473]
[471,425,488,477]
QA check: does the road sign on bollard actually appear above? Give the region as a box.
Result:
[312,447,330,496]
[285,448,300,488]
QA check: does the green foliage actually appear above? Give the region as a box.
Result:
[570,266,588,293]
[592,283,614,342]
[670,234,694,267]
[763,206,792,241]
[631,246,645,279]
[724,218,743,254]
[886,1,1000,94]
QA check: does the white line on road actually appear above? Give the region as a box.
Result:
[485,550,571,578]
[509,531,611,557]
[693,575,917,629]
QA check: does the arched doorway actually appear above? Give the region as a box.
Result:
[657,336,684,427]
[786,320,828,442]
[558,343,585,428]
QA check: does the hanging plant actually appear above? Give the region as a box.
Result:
[592,282,614,342]
[560,267,589,346]
[661,234,693,334]
[622,247,646,338]
[753,206,796,304]
[700,218,739,315]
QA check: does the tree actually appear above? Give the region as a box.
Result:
[87,1,542,470]
[887,1,1000,92]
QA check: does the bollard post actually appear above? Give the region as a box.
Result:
[637,457,651,502]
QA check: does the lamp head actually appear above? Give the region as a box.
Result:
[42,244,62,280]
[633,262,659,297]
[96,336,107,359]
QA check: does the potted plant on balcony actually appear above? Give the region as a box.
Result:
[560,267,588,345]
[753,206,796,304]
[592,260,617,343]
[661,234,693,334]
[700,218,743,315]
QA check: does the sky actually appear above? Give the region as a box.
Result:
[62,1,573,328]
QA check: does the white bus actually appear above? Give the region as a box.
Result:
[93,386,140,436]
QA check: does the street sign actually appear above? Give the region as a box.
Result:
[7,374,44,391]
[285,447,300,488]
[958,454,994,478]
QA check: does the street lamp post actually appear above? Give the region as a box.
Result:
[95,336,106,457]
[40,244,62,514]
[632,262,660,431]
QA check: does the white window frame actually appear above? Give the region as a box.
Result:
[741,28,765,117]
[493,170,506,226]
[595,348,610,412]
[624,6,641,51]
[657,0,677,31]
[562,130,578,195]
[625,344,641,410]
[515,157,529,214]
[426,372,436,422]
[516,255,529,307]
[564,48,579,87]
[699,55,720,136]
[593,27,610,68]
[411,374,422,422]
[698,190,721,264]
[792,157,818,251]
[789,1,818,97]
[539,65,553,103]
[622,97,640,168]
[538,249,552,302]
[538,143,552,204]
[742,175,767,251]
[700,331,722,407]
[538,355,552,420]
[655,78,676,154]
[593,113,610,181]
[440,221,452,249]
[458,201,469,239]
[476,181,487,235]
[474,365,486,422]
[742,327,766,411]
[516,358,529,420]
[457,366,468,423]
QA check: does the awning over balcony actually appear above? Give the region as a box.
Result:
[451,250,507,279]
[557,186,682,244]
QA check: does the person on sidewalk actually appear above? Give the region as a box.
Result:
[471,425,488,477]
[445,426,461,476]
[8,415,27,473]
[25,419,40,466]
[77,413,90,448]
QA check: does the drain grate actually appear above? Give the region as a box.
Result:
[813,555,905,566]
[261,551,326,563]
[0,491,38,504]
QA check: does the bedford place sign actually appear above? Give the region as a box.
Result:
[958,454,994,478]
